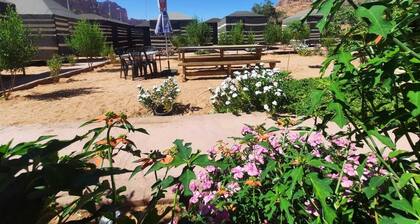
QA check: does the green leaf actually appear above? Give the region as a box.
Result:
[309,90,325,114]
[192,154,212,167]
[328,102,347,128]
[356,5,395,38]
[398,173,414,189]
[129,165,143,180]
[286,166,303,199]
[159,176,175,189]
[174,139,192,161]
[363,176,386,199]
[145,162,166,175]
[280,198,294,223]
[316,0,335,32]
[179,168,196,196]
[384,197,417,218]
[308,173,336,224]
[407,91,420,117]
[367,129,396,148]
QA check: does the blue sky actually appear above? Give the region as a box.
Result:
[107,0,265,20]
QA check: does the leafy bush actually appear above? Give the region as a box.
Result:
[279,27,292,44]
[186,20,212,46]
[210,68,288,115]
[47,54,62,82]
[67,20,105,67]
[171,34,189,48]
[101,44,117,64]
[230,21,245,45]
[138,77,180,113]
[218,32,231,45]
[136,124,418,223]
[263,23,281,46]
[246,31,256,45]
[66,54,77,65]
[0,112,148,224]
[286,21,310,40]
[294,43,313,56]
[0,7,37,99]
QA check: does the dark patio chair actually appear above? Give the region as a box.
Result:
[140,47,158,80]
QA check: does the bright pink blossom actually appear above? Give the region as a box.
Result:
[341,176,353,188]
[231,166,244,179]
[244,162,260,176]
[307,132,324,147]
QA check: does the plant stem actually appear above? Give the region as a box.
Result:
[106,123,117,221]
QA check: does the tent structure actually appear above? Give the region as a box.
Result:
[218,11,268,43]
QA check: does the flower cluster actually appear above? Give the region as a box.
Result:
[137,77,180,113]
[181,125,394,223]
[294,43,313,56]
[210,67,288,114]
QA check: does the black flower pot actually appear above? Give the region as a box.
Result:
[153,104,173,116]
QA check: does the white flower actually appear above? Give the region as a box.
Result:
[232,93,238,98]
[264,104,270,111]
[273,82,278,87]
[233,71,241,76]
[275,92,282,96]
[272,100,278,106]
[255,91,262,95]
[225,101,231,105]
[230,85,237,91]
[243,87,249,91]
[256,82,262,88]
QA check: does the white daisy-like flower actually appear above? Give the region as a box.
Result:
[243,87,249,91]
[226,100,231,105]
[264,104,270,111]
[272,100,278,106]
[232,93,238,98]
[273,82,278,87]
[255,91,262,95]
[255,82,262,88]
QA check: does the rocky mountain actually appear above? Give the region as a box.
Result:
[54,0,128,22]
[277,0,313,16]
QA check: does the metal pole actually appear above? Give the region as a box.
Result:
[66,0,70,10]
[166,34,170,70]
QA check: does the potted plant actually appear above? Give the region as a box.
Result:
[47,54,62,83]
[138,77,180,116]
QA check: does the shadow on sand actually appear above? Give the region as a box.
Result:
[25,87,101,101]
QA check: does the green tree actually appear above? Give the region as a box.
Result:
[0,7,36,100]
[185,20,211,46]
[67,20,105,67]
[171,34,189,48]
[218,32,231,45]
[246,31,256,44]
[287,21,310,40]
[230,21,245,45]
[252,0,285,23]
[264,23,281,46]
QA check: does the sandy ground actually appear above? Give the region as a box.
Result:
[0,54,327,126]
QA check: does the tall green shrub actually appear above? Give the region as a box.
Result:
[0,7,36,99]
[171,34,189,48]
[185,20,211,46]
[230,21,245,45]
[264,23,281,46]
[67,20,105,67]
[287,21,310,40]
[218,32,231,45]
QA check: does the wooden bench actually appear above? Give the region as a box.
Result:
[179,59,281,81]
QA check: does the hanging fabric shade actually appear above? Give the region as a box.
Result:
[154,0,172,71]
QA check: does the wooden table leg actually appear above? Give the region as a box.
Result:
[181,66,187,82]
[269,62,276,69]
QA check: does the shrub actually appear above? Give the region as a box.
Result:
[138,77,180,113]
[287,21,310,40]
[230,21,245,45]
[210,68,288,115]
[186,20,212,46]
[263,23,281,46]
[66,54,77,65]
[171,34,189,48]
[67,20,105,67]
[246,31,256,45]
[294,43,313,56]
[101,44,117,64]
[47,55,62,82]
[218,32,231,45]
[279,27,292,44]
[0,7,37,99]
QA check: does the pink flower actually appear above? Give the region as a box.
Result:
[327,173,339,179]
[206,165,217,173]
[343,163,356,176]
[202,178,213,190]
[207,146,217,157]
[379,168,388,175]
[230,144,241,153]
[304,200,320,217]
[311,149,321,158]
[307,132,324,147]
[231,166,244,179]
[325,155,333,163]
[244,162,260,176]
[241,126,255,135]
[269,135,280,149]
[189,181,198,192]
[341,176,353,188]
[227,182,241,193]
[367,154,377,164]
[203,192,215,204]
[332,137,350,148]
[288,132,300,143]
[189,191,201,204]
[197,170,208,181]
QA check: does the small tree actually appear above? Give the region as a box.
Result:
[0,7,36,100]
[252,0,285,23]
[218,32,231,45]
[47,55,62,83]
[171,34,189,48]
[185,20,211,46]
[67,20,105,67]
[264,23,281,46]
[287,21,310,41]
[246,31,256,44]
[230,21,245,45]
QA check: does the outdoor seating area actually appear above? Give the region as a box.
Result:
[116,47,160,80]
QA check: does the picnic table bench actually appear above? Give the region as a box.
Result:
[177,45,280,81]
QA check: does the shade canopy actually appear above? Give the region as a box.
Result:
[154,0,172,35]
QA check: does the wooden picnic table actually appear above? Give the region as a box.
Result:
[177,45,280,81]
